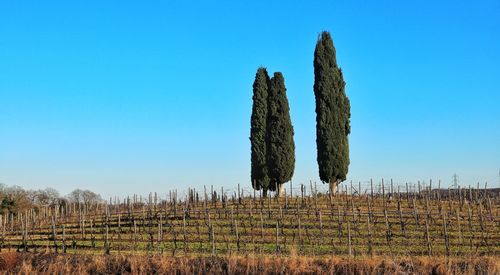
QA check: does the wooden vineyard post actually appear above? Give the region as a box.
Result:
[314,182,319,213]
[468,185,472,202]
[117,214,121,241]
[21,214,27,252]
[367,195,373,226]
[349,195,355,224]
[62,225,67,253]
[294,202,302,251]
[205,209,214,255]
[412,198,419,229]
[267,194,271,218]
[382,179,385,205]
[458,185,463,209]
[173,190,177,218]
[275,221,280,253]
[88,219,94,249]
[203,186,208,216]
[406,182,409,202]
[467,202,473,250]
[279,206,283,224]
[258,188,262,209]
[285,189,288,209]
[172,223,178,256]
[158,214,163,253]
[437,196,443,219]
[183,210,187,255]
[104,224,110,255]
[438,180,441,201]
[390,178,394,197]
[235,218,240,252]
[238,183,241,205]
[230,207,235,235]
[210,185,214,207]
[443,212,450,256]
[397,199,406,247]
[429,179,432,200]
[487,197,493,222]
[250,207,256,253]
[319,210,324,244]
[447,187,453,213]
[51,215,58,253]
[82,218,87,243]
[367,215,373,257]
[196,220,203,252]
[133,220,137,251]
[337,200,342,242]
[148,206,154,251]
[478,202,490,253]
[211,224,215,256]
[0,215,3,252]
[456,210,463,248]
[425,217,432,256]
[370,179,373,199]
[347,221,352,257]
[301,184,304,206]
[475,182,479,202]
[260,210,264,239]
[384,207,392,256]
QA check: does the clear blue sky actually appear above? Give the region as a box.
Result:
[1,1,499,198]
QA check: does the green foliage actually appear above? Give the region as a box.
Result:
[0,196,17,214]
[250,68,271,191]
[313,31,351,184]
[267,72,295,189]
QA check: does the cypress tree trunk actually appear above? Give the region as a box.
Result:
[250,68,271,192]
[329,180,338,195]
[267,72,295,196]
[277,184,286,197]
[313,31,351,193]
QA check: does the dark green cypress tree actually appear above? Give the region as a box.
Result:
[250,67,271,193]
[313,31,351,194]
[267,72,295,195]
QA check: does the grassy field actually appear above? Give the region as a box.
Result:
[0,253,499,274]
[1,184,498,259]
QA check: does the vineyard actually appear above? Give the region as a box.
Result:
[1,182,499,258]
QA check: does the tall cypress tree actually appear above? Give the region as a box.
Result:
[267,72,295,195]
[250,67,271,194]
[313,31,351,194]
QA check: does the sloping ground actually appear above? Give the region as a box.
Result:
[0,252,498,274]
[3,193,499,257]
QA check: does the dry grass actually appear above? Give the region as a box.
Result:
[0,252,498,274]
[0,253,18,271]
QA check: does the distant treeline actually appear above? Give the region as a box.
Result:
[0,183,102,215]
